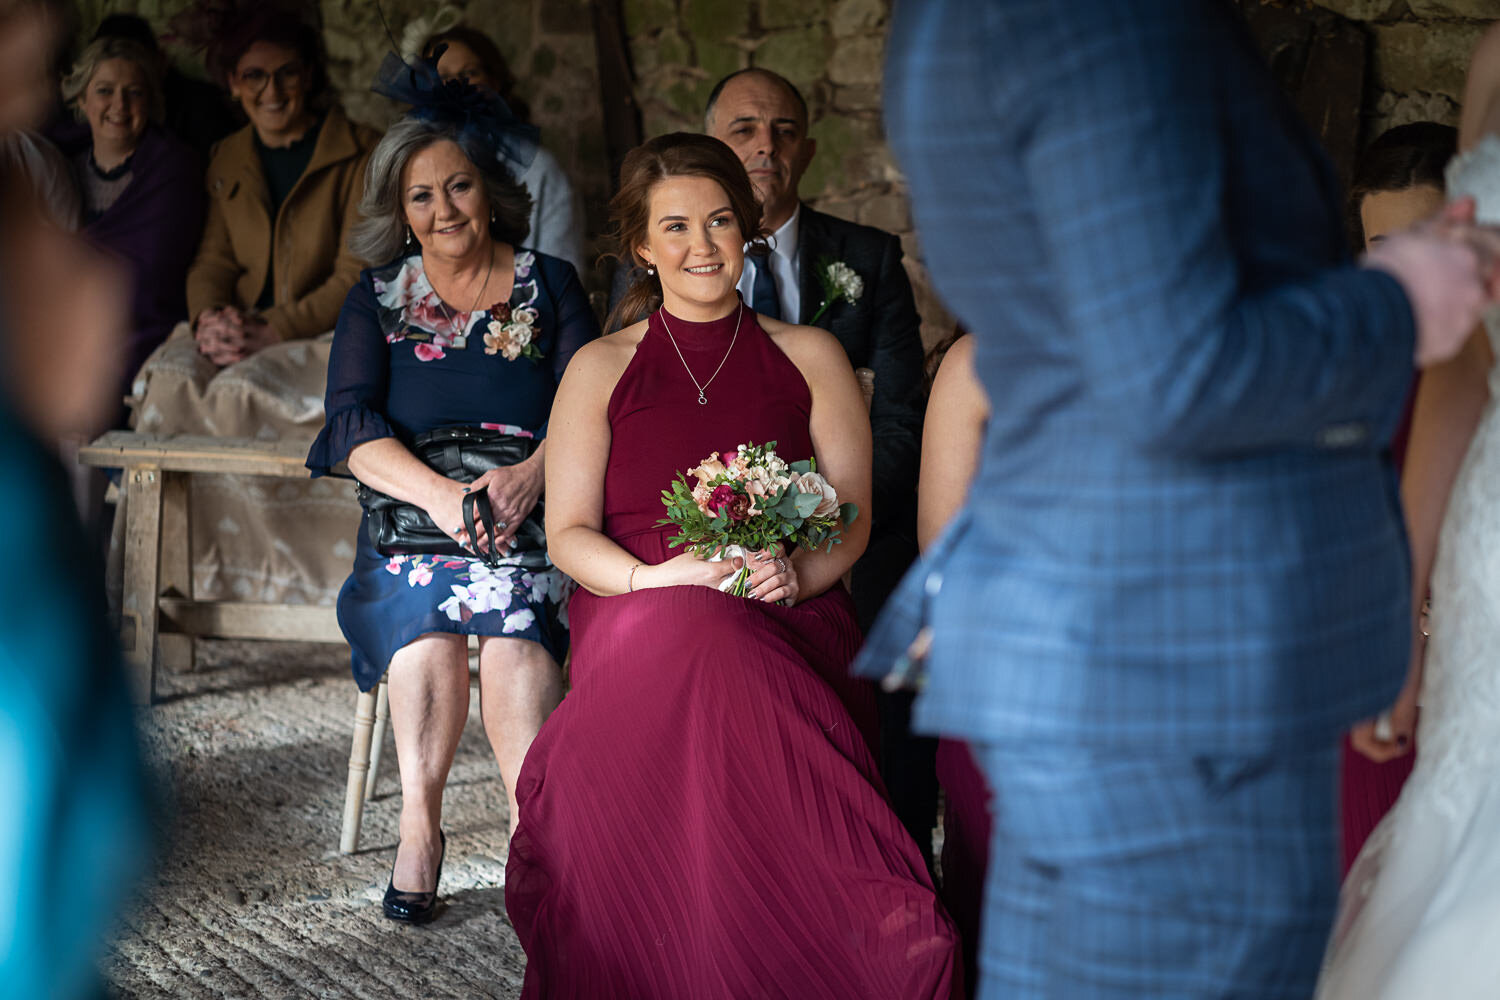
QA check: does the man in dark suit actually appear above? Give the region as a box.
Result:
[860,1,1500,996]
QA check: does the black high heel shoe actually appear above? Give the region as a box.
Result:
[383,830,445,924]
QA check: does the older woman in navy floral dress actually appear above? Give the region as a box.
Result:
[307,89,596,923]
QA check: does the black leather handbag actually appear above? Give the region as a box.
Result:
[355,426,548,570]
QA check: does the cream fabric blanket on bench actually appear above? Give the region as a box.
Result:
[131,324,359,607]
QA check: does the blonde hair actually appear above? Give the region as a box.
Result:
[60,37,164,125]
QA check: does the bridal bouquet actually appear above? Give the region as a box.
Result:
[658,440,859,597]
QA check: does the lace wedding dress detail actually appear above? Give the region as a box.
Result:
[1315,134,1500,999]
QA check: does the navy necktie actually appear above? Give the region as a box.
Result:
[751,258,782,321]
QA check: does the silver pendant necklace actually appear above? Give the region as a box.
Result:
[658,302,742,405]
[431,245,495,350]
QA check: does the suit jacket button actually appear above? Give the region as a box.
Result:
[1316,422,1368,448]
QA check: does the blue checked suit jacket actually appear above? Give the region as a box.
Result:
[857,0,1418,752]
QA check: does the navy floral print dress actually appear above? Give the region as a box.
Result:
[307,248,598,689]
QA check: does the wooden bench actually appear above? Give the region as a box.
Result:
[79,431,394,854]
[79,432,347,702]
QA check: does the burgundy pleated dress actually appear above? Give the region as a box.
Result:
[505,305,959,999]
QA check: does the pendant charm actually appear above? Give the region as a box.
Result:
[451,335,467,350]
[697,392,708,405]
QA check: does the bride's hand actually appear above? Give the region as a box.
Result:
[744,547,799,606]
[1350,639,1423,763]
[633,550,745,591]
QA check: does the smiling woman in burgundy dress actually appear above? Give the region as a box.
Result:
[504,132,957,999]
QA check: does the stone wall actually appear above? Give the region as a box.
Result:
[622,0,955,349]
[1308,0,1497,137]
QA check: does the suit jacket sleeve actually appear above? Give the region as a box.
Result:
[863,232,925,531]
[1023,13,1415,458]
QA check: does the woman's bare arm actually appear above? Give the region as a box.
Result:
[767,320,873,600]
[916,335,989,550]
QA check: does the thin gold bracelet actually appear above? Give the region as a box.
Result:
[627,562,642,593]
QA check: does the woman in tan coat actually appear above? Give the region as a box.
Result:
[178,3,379,365]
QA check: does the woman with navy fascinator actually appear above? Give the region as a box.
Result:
[306,54,598,924]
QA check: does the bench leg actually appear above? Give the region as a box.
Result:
[120,464,162,706]
[341,687,378,854]
[365,678,390,801]
[158,470,194,674]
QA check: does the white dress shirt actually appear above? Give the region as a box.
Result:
[738,207,801,322]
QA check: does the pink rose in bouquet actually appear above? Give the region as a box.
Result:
[792,471,841,518]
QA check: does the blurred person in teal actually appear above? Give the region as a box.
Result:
[0,1,152,997]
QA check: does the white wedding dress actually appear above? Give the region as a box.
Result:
[1315,136,1500,999]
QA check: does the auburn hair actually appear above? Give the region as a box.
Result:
[604,132,769,333]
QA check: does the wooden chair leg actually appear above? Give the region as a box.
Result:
[341,687,378,854]
[365,678,390,800]
[120,463,163,706]
[157,470,194,674]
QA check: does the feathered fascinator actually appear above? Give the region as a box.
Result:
[372,51,539,172]
[398,5,463,65]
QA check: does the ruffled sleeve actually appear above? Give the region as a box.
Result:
[306,272,397,477]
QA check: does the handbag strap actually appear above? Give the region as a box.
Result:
[462,491,503,569]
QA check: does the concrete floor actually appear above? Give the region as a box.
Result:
[105,641,527,999]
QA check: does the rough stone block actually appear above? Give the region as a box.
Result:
[531,44,559,79]
[1370,89,1463,138]
[643,103,695,138]
[664,75,718,122]
[632,28,693,75]
[1408,0,1500,18]
[754,26,833,90]
[1372,21,1485,101]
[625,0,678,38]
[811,196,861,224]
[829,34,884,85]
[761,0,831,29]
[832,83,882,112]
[833,0,886,37]
[697,37,748,86]
[803,113,889,196]
[683,0,750,40]
[858,192,910,234]
[1307,0,1401,18]
[540,0,592,34]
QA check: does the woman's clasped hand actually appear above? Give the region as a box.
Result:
[633,546,800,604]
[420,458,545,557]
[192,306,278,366]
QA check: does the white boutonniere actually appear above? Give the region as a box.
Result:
[809,258,864,325]
[482,301,542,361]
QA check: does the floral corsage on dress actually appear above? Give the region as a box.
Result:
[371,249,544,363]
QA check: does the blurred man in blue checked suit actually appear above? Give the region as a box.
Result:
[859,2,1500,997]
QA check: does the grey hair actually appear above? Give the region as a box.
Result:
[349,115,533,265]
[61,37,164,125]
